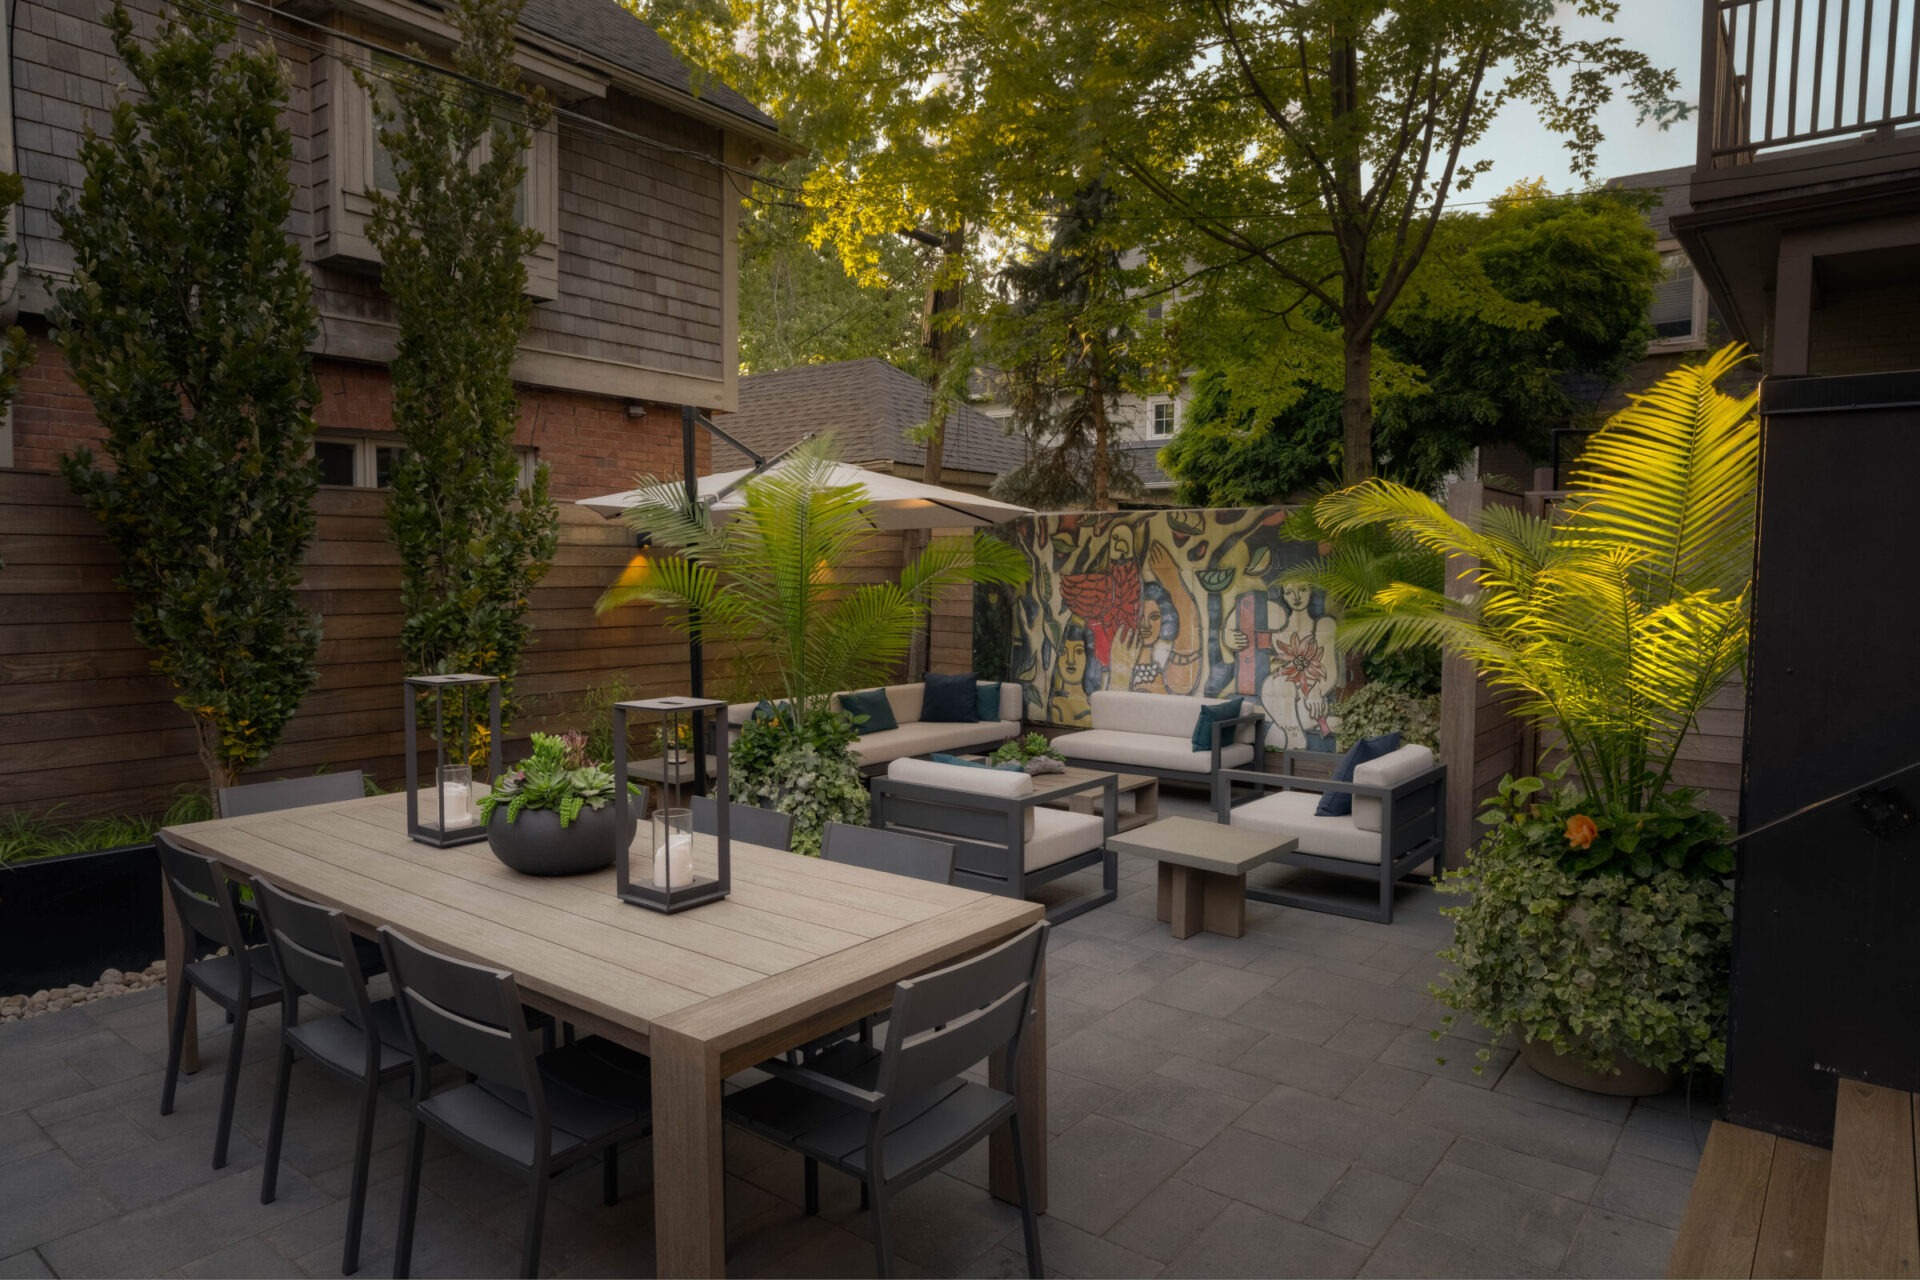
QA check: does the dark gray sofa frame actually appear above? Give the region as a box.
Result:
[869,772,1118,923]
[1216,748,1447,924]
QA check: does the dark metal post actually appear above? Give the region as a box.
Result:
[681,404,709,795]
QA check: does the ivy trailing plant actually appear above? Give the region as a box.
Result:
[54,1,322,796]
[1435,772,1734,1076]
[728,709,868,858]
[363,0,558,729]
[1331,681,1440,755]
[480,732,633,828]
[989,732,1067,773]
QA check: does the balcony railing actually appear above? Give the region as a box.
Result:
[1699,0,1920,166]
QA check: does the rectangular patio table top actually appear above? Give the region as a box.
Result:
[162,792,1046,1277]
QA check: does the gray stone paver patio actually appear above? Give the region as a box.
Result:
[0,793,1710,1279]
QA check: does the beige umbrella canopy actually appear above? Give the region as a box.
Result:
[575,459,1032,530]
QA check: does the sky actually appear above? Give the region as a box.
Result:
[1466,2,1704,200]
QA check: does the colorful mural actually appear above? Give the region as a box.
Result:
[1006,508,1347,751]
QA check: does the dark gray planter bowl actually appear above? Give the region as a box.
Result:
[485,803,631,877]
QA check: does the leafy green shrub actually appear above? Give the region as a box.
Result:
[1332,680,1440,754]
[729,710,868,858]
[1434,772,1734,1075]
[481,733,629,828]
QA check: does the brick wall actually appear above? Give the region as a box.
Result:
[9,335,705,497]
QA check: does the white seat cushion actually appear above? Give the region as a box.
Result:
[1230,790,1381,863]
[1052,729,1253,774]
[1024,808,1105,871]
[1350,744,1438,833]
[1089,690,1260,744]
[851,720,1018,767]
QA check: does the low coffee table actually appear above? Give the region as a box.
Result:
[1031,766,1159,833]
[1110,817,1297,940]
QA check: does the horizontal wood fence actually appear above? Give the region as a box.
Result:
[0,471,968,821]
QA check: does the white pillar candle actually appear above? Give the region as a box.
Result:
[438,781,473,828]
[653,831,693,889]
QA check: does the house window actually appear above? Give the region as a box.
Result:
[316,434,539,490]
[1151,402,1175,436]
[317,25,560,300]
[1650,247,1705,346]
[1146,300,1163,322]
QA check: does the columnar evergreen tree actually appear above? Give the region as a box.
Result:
[55,1,322,795]
[363,0,559,725]
[988,180,1154,511]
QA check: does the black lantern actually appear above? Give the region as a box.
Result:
[613,695,729,912]
[403,674,502,847]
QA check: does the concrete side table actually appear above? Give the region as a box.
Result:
[1109,817,1297,940]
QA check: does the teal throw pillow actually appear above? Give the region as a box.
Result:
[840,689,898,736]
[1191,697,1245,751]
[975,681,1003,721]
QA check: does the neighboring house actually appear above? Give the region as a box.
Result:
[711,358,1022,496]
[0,0,790,496]
[0,0,788,818]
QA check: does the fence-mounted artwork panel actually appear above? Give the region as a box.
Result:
[1004,508,1345,751]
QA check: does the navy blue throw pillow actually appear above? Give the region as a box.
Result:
[1316,732,1403,818]
[922,671,981,723]
[839,688,897,736]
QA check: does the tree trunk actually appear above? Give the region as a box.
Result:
[1341,330,1374,481]
[193,714,239,803]
[907,225,966,679]
[1088,350,1112,510]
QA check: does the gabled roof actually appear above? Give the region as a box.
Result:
[1606,165,1692,240]
[516,0,778,133]
[714,359,1023,476]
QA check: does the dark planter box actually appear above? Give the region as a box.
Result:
[0,843,163,994]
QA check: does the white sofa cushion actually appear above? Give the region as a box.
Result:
[1024,808,1105,871]
[887,755,1035,839]
[996,681,1021,722]
[1089,690,1260,744]
[1053,729,1253,774]
[1350,744,1437,833]
[1231,790,1381,863]
[852,720,1019,767]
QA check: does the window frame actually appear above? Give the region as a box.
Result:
[318,20,560,301]
[1149,400,1176,437]
[1647,240,1710,352]
[315,433,539,490]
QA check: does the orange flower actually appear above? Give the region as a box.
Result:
[1565,814,1598,850]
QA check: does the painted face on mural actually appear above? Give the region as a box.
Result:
[1140,583,1178,643]
[1060,635,1088,683]
[1282,581,1312,613]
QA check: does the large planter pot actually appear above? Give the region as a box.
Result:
[1,843,163,993]
[486,805,631,877]
[1517,1032,1675,1098]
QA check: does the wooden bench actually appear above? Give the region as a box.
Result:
[1669,1079,1920,1278]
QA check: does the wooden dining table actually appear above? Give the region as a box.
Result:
[161,792,1047,1277]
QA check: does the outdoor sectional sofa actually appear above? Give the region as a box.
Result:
[730,681,1023,773]
[1049,690,1268,797]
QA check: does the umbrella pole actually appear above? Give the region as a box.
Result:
[683,405,708,796]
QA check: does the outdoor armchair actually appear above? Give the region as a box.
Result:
[869,757,1116,922]
[1216,744,1446,924]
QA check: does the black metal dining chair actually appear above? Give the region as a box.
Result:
[379,926,655,1280]
[724,921,1049,1279]
[821,822,955,884]
[691,795,795,850]
[156,833,282,1170]
[253,878,412,1276]
[216,770,366,819]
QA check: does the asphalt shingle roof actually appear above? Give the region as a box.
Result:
[516,0,778,132]
[714,359,1023,476]
[1606,165,1691,239]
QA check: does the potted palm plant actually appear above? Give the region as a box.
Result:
[1317,345,1756,1094]
[595,441,1031,856]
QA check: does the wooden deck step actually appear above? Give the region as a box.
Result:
[1823,1080,1920,1278]
[1670,1122,1778,1278]
[1669,1121,1833,1279]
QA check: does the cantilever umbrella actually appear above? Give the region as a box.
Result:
[575,458,1032,530]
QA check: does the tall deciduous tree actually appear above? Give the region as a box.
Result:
[364,0,559,724]
[56,1,322,795]
[1163,183,1663,501]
